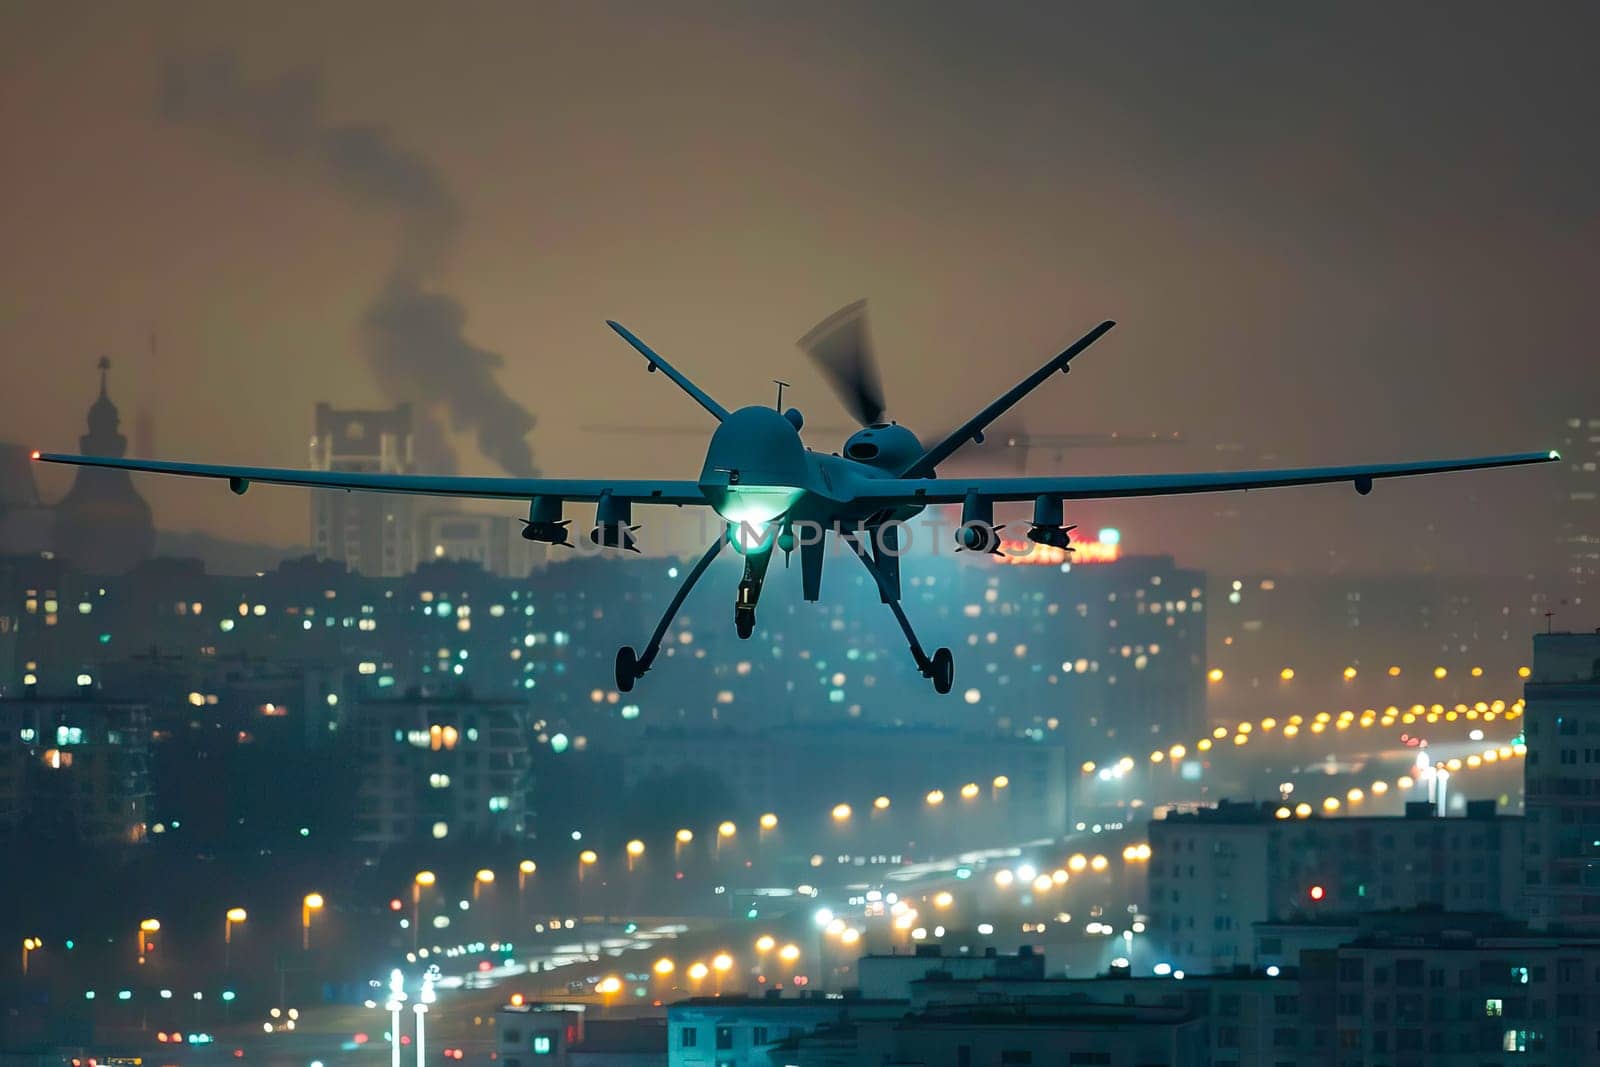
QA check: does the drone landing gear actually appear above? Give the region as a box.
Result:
[734,546,774,641]
[840,531,955,694]
[616,536,724,692]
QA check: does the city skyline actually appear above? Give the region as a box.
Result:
[3,2,1597,577]
[5,4,1600,1064]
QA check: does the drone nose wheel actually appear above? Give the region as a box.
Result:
[735,606,755,640]
[616,646,641,692]
[930,647,954,694]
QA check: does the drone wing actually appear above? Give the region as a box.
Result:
[848,450,1558,506]
[33,452,707,506]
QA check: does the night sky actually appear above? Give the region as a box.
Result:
[4,1,1596,576]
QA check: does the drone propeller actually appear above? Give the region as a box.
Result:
[797,299,887,427]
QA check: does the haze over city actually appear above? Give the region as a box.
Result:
[3,4,1600,1067]
[5,1,1598,575]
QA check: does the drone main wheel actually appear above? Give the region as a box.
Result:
[930,647,954,694]
[735,608,755,640]
[615,646,640,692]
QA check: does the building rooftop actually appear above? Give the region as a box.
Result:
[1156,798,1511,825]
[571,1018,666,1053]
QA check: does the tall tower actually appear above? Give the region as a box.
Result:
[309,403,416,577]
[52,358,155,574]
[1556,416,1600,591]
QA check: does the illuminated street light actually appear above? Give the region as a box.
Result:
[412,872,436,948]
[137,919,160,965]
[21,937,40,976]
[1089,855,1109,872]
[387,968,406,1067]
[991,775,1009,791]
[653,957,675,977]
[578,850,598,882]
[626,839,645,871]
[831,803,852,822]
[960,782,980,800]
[302,893,324,951]
[933,891,954,909]
[993,868,1015,888]
[1066,854,1088,873]
[840,928,861,946]
[716,822,736,854]
[518,859,536,909]
[925,789,945,806]
[873,795,891,811]
[759,812,778,832]
[755,935,776,953]
[473,868,495,901]
[777,943,801,964]
[711,952,733,990]
[687,961,709,983]
[224,908,247,969]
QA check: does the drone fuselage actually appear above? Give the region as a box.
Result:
[698,405,929,537]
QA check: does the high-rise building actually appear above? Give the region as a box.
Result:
[1520,630,1600,930]
[0,691,150,846]
[346,693,534,847]
[419,510,544,578]
[1148,799,1524,973]
[1556,417,1600,590]
[310,403,416,577]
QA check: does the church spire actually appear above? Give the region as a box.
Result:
[83,355,125,457]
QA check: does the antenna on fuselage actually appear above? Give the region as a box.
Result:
[773,379,790,412]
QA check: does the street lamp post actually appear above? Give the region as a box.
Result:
[412,871,435,949]
[414,973,434,1067]
[474,868,495,901]
[301,893,324,951]
[224,908,247,970]
[716,821,736,856]
[21,938,40,977]
[518,859,536,914]
[578,850,598,945]
[674,828,693,862]
[386,969,406,1067]
[625,839,645,872]
[711,952,733,994]
[137,919,160,966]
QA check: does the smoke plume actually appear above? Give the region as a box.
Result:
[159,54,536,476]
